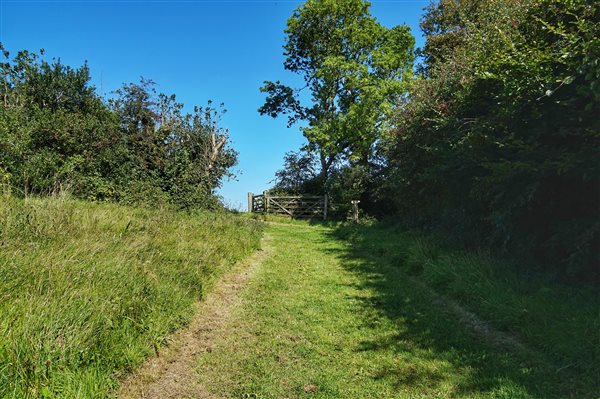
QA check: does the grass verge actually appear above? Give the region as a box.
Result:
[0,195,263,398]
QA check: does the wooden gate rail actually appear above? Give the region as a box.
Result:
[248,192,327,220]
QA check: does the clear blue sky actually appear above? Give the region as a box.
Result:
[0,0,427,210]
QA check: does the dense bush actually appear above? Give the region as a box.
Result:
[0,46,237,209]
[377,0,599,281]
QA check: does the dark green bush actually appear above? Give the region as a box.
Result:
[0,46,237,210]
[379,0,599,281]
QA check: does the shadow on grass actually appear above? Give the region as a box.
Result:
[322,223,586,399]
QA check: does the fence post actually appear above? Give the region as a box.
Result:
[263,191,269,214]
[248,192,253,213]
[323,194,328,220]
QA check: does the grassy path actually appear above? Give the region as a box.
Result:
[118,235,272,399]
[192,223,560,399]
[118,221,592,398]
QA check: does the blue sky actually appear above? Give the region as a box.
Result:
[0,0,427,209]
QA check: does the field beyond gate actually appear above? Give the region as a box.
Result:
[248,192,327,219]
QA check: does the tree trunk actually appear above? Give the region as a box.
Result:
[204,133,227,178]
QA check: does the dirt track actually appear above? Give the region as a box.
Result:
[117,236,272,399]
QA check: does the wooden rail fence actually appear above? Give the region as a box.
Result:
[248,192,328,220]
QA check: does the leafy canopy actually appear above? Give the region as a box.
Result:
[259,0,414,184]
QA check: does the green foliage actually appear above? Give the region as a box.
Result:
[0,196,263,398]
[266,0,596,280]
[380,0,599,280]
[0,46,237,210]
[260,0,414,186]
[271,150,321,194]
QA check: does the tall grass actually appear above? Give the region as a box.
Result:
[0,195,263,398]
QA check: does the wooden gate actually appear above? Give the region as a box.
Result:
[248,192,327,220]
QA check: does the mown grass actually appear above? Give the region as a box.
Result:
[245,212,333,226]
[196,221,598,398]
[0,195,263,398]
[334,222,600,398]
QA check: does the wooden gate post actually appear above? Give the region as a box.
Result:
[263,191,269,214]
[248,192,253,213]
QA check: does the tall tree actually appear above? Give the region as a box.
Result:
[271,150,319,194]
[259,0,414,189]
[166,102,237,196]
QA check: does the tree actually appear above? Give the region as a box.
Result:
[271,150,319,194]
[418,0,483,74]
[111,78,167,176]
[259,0,414,189]
[0,46,123,197]
[165,101,238,208]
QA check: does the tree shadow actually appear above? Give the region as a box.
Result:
[321,224,580,399]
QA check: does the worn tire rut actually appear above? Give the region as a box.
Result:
[117,235,272,399]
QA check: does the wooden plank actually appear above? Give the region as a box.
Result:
[269,198,294,217]
[268,196,323,200]
[250,192,326,219]
[263,191,269,214]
